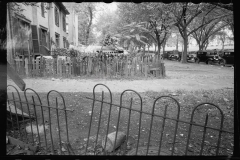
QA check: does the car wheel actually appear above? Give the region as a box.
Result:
[219,59,226,66]
[207,60,213,65]
[195,58,200,63]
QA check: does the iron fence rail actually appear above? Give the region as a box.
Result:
[7,85,74,155]
[6,84,234,156]
[84,84,233,156]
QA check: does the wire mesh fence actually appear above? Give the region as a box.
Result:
[6,84,234,156]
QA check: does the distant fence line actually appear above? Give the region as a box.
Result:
[13,54,165,78]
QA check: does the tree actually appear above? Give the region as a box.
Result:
[64,2,96,46]
[216,30,228,50]
[115,22,149,53]
[168,3,231,63]
[116,3,153,53]
[162,33,171,54]
[190,18,228,51]
[221,8,234,38]
[93,7,122,45]
[118,3,174,58]
[208,2,233,11]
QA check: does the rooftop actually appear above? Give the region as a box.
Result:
[55,2,70,15]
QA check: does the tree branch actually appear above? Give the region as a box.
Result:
[187,14,231,36]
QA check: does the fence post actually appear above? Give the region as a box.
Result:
[62,59,65,78]
[31,58,35,77]
[40,57,44,77]
[37,57,40,77]
[25,58,28,77]
[80,60,83,76]
[59,59,62,77]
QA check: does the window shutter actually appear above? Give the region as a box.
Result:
[47,32,50,49]
[55,8,59,27]
[57,11,59,27]
[39,28,42,45]
[39,28,42,54]
[41,3,45,17]
[63,15,66,31]
[67,40,69,48]
[31,25,40,54]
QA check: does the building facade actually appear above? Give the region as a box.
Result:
[66,7,78,46]
[7,2,74,64]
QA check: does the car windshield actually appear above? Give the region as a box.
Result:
[198,52,206,55]
[225,52,234,56]
[208,52,217,55]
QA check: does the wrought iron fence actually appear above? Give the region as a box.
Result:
[7,85,74,155]
[7,84,234,156]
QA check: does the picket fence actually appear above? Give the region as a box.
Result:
[13,55,165,78]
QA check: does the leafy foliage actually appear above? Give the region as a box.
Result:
[64,2,97,46]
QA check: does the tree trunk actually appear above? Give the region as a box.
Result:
[204,41,209,50]
[182,30,188,63]
[85,6,93,46]
[154,44,157,53]
[163,43,166,54]
[143,45,145,56]
[157,42,161,55]
[198,42,204,51]
[157,41,162,62]
[148,45,150,54]
[176,34,179,51]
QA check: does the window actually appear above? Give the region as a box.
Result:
[63,14,66,32]
[63,37,67,48]
[39,28,48,47]
[41,3,45,17]
[55,33,60,47]
[55,7,59,27]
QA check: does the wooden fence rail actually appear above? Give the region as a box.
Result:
[13,55,165,78]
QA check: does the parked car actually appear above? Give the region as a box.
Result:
[168,50,181,61]
[219,50,234,66]
[187,51,197,62]
[195,50,221,64]
[162,51,169,59]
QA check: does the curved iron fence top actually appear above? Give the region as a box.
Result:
[24,88,43,106]
[92,83,113,103]
[120,89,143,111]
[192,102,224,119]
[47,90,67,109]
[152,95,181,115]
[7,85,21,95]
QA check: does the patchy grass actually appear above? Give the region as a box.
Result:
[7,89,234,155]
